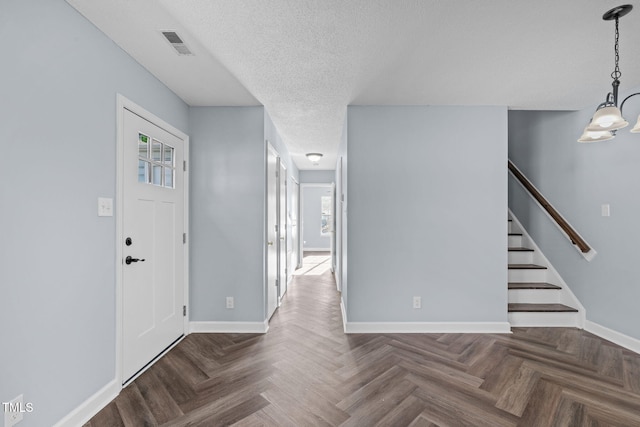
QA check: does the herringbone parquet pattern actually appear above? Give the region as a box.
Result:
[86,253,640,426]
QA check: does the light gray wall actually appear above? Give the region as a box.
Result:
[188,108,298,323]
[189,107,266,322]
[346,106,508,322]
[0,1,189,426]
[508,94,640,340]
[299,169,335,183]
[302,185,333,250]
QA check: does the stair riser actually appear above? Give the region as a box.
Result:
[508,235,523,246]
[508,221,513,233]
[508,269,547,282]
[508,251,534,264]
[508,289,561,304]
[509,311,581,327]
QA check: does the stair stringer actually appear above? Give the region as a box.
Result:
[508,210,586,328]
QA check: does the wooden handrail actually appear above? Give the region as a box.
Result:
[508,160,591,253]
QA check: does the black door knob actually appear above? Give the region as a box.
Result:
[125,256,146,265]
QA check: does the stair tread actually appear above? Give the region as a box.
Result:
[508,303,578,313]
[508,282,562,290]
[508,233,523,236]
[508,264,547,270]
[508,247,534,252]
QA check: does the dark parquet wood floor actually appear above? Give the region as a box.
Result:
[86,254,640,426]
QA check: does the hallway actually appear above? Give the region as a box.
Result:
[86,254,640,426]
[293,251,332,276]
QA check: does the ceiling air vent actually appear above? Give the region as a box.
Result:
[161,31,193,56]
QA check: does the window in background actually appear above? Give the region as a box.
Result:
[321,195,332,235]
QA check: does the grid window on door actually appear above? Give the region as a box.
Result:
[138,133,175,188]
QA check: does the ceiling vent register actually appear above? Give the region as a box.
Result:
[161,31,193,56]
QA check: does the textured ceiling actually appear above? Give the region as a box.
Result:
[67,0,640,169]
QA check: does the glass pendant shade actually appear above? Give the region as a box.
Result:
[631,115,640,133]
[586,106,629,131]
[578,126,614,143]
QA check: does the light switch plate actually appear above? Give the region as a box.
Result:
[98,197,113,217]
[601,204,610,217]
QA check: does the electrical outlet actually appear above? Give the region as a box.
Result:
[3,394,24,427]
[226,297,234,309]
[413,296,421,309]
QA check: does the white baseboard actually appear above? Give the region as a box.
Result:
[53,379,120,427]
[189,320,269,334]
[344,321,511,334]
[585,320,640,354]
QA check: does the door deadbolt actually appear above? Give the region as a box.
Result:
[125,237,132,246]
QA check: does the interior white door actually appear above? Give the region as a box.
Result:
[330,183,337,275]
[266,144,278,319]
[278,161,287,300]
[122,109,185,383]
[336,157,343,291]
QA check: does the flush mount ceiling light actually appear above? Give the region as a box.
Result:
[579,4,640,143]
[306,153,323,163]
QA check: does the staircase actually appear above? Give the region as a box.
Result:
[508,216,583,327]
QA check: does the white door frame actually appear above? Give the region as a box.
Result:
[115,94,190,386]
[294,180,303,270]
[291,177,301,271]
[278,160,288,302]
[265,141,280,319]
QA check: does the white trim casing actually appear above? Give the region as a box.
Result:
[190,320,269,334]
[585,320,640,355]
[341,298,348,333]
[343,322,512,334]
[53,380,120,427]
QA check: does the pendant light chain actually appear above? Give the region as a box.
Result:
[612,16,621,81]
[578,4,640,142]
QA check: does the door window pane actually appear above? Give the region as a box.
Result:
[138,160,150,183]
[152,164,162,186]
[164,167,174,188]
[138,133,149,158]
[151,140,162,161]
[163,145,174,166]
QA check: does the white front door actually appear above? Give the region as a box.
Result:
[122,109,185,383]
[266,143,278,319]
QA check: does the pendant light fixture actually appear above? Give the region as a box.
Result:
[579,4,640,142]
